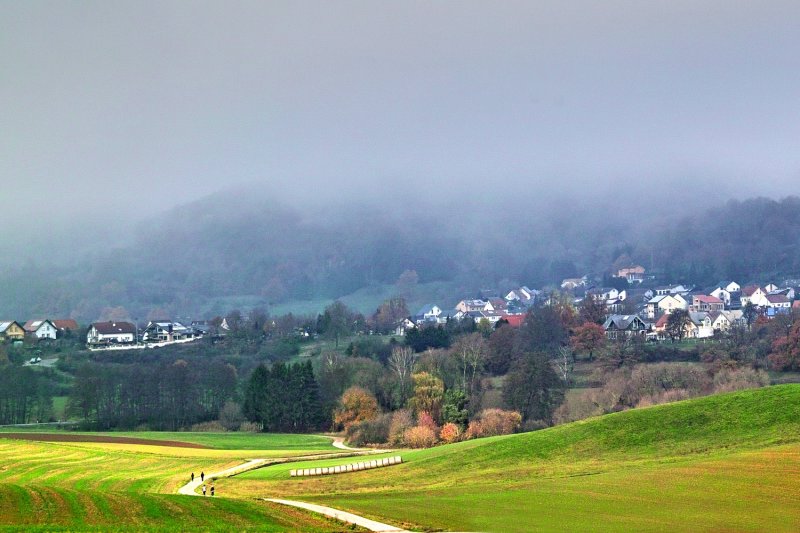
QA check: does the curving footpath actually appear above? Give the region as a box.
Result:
[178,458,268,495]
[330,435,362,451]
[177,437,411,532]
[264,498,410,533]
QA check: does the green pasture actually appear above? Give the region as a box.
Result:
[0,433,354,532]
[223,385,800,532]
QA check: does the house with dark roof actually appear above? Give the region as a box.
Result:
[87,321,136,345]
[142,321,196,342]
[52,319,80,336]
[602,314,650,340]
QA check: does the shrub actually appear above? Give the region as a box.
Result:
[345,413,392,447]
[439,422,461,444]
[464,408,522,439]
[190,420,227,432]
[624,363,710,406]
[712,367,769,393]
[635,388,691,408]
[388,409,414,446]
[239,421,262,433]
[417,411,439,433]
[403,425,437,448]
[219,401,245,431]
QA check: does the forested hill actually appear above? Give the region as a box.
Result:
[1,193,800,322]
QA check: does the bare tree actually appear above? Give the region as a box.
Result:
[554,346,574,385]
[389,346,417,404]
[452,333,487,396]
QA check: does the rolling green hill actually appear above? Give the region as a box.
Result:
[226,385,800,532]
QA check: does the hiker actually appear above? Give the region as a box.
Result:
[210,485,215,497]
[200,471,205,482]
[191,472,194,482]
[202,484,207,496]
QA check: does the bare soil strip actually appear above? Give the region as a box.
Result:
[0,433,209,449]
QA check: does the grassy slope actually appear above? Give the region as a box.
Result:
[0,436,353,532]
[225,385,800,532]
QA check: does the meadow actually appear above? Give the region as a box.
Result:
[222,384,800,532]
[0,433,359,531]
[2,386,799,531]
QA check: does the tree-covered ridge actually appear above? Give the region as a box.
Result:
[2,194,800,322]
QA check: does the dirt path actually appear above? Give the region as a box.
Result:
[330,436,363,451]
[178,458,268,495]
[265,498,410,533]
[177,436,411,532]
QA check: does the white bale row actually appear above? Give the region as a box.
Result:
[290,456,402,477]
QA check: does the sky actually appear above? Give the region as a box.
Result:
[2,1,800,235]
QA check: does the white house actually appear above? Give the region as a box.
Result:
[416,304,442,320]
[87,321,136,344]
[688,312,714,339]
[646,294,688,319]
[505,286,536,303]
[456,299,490,313]
[710,287,732,306]
[765,294,791,309]
[711,310,744,333]
[740,286,767,307]
[23,320,57,340]
[724,281,741,293]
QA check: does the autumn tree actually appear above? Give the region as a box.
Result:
[579,295,608,325]
[768,320,800,371]
[407,372,445,422]
[333,386,379,430]
[570,322,606,361]
[372,297,409,334]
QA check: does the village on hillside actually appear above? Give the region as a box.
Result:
[0,318,214,351]
[398,265,800,342]
[3,266,799,352]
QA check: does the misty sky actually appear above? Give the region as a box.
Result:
[2,1,800,231]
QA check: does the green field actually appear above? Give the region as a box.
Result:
[221,385,800,532]
[0,433,358,531]
[3,386,800,531]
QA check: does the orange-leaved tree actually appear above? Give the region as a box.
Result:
[333,386,379,430]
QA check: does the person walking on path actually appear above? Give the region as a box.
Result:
[191,472,194,482]
[200,471,204,482]
[202,484,207,496]
[210,485,215,497]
